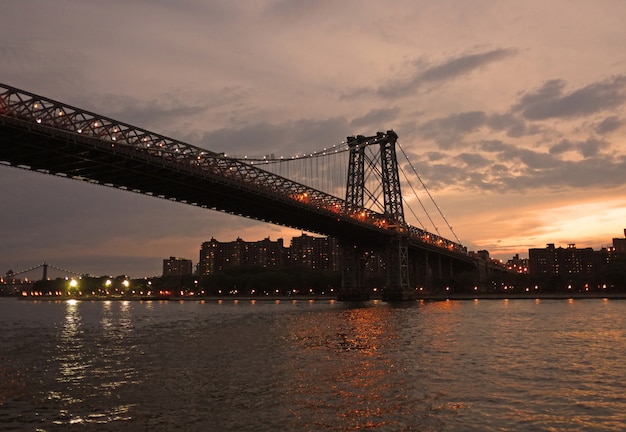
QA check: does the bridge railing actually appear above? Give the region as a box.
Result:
[0,83,467,256]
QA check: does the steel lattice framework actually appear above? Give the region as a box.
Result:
[344,131,410,298]
[0,83,469,259]
[345,131,405,225]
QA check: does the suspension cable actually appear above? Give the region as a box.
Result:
[7,262,84,277]
[398,165,427,231]
[397,142,463,245]
[218,134,462,246]
[226,141,351,164]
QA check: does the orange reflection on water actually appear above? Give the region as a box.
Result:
[286,305,403,430]
[55,300,87,387]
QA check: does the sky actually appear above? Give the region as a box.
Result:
[2,0,626,278]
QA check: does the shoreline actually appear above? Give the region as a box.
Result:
[9,291,626,302]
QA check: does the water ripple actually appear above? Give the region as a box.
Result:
[1,298,626,430]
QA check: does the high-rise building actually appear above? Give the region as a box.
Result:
[612,229,626,254]
[162,256,193,277]
[528,244,600,275]
[198,234,340,275]
[254,237,288,268]
[198,237,288,275]
[506,254,529,273]
[290,233,340,271]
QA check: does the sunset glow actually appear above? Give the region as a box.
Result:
[2,1,626,276]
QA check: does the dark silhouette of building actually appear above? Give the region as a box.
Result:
[289,233,340,271]
[529,243,601,276]
[506,254,529,274]
[612,229,626,254]
[163,256,193,277]
[198,237,288,275]
[197,234,341,275]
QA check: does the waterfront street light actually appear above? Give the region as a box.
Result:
[69,278,78,296]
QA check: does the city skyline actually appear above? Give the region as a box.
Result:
[2,1,626,277]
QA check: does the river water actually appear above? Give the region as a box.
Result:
[1,297,626,431]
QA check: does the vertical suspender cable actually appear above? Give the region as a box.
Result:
[397,142,463,245]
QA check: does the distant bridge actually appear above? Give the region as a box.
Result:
[0,83,505,300]
[1,262,83,297]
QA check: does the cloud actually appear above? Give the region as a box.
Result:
[418,111,487,148]
[549,140,574,155]
[94,87,249,134]
[405,135,626,194]
[486,113,533,138]
[0,45,89,92]
[579,138,609,158]
[513,76,626,120]
[196,117,352,156]
[595,116,622,134]
[264,0,332,19]
[456,153,490,169]
[350,107,400,129]
[549,138,608,158]
[425,151,446,161]
[376,48,516,99]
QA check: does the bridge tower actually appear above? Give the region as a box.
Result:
[339,130,412,301]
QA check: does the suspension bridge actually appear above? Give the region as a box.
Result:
[0,83,504,300]
[4,262,83,279]
[1,262,83,296]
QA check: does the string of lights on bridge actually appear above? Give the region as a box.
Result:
[225,139,462,246]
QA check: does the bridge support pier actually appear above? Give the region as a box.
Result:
[412,251,432,291]
[338,244,370,301]
[382,237,415,301]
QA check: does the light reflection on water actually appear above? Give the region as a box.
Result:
[1,298,626,431]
